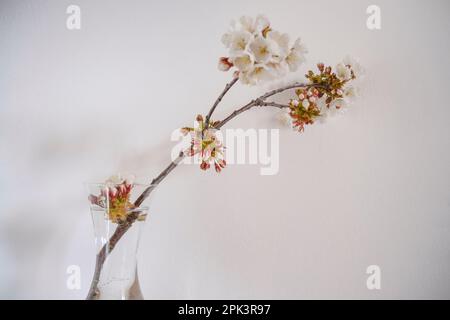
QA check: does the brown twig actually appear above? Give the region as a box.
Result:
[258,101,290,109]
[86,81,323,299]
[217,82,318,128]
[204,76,239,129]
[86,211,140,299]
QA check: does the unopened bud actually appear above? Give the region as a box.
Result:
[218,57,233,71]
[317,63,324,72]
[200,161,210,170]
[109,187,117,197]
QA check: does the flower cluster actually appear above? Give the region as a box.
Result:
[219,15,307,85]
[284,57,362,131]
[289,87,321,132]
[88,174,135,223]
[181,115,226,172]
[308,56,362,111]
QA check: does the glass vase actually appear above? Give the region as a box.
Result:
[85,181,152,300]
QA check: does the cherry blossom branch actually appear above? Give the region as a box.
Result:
[86,78,238,299]
[134,151,185,207]
[217,83,322,128]
[86,10,362,298]
[86,81,325,299]
[86,210,141,299]
[261,82,317,99]
[258,101,290,109]
[86,152,186,299]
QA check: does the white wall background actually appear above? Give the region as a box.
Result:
[0,0,449,299]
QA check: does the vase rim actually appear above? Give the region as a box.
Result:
[84,182,154,187]
[90,205,150,211]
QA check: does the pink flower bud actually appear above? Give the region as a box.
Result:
[124,174,135,187]
[218,159,226,168]
[88,194,98,204]
[118,184,126,195]
[218,57,233,71]
[317,63,325,72]
[101,187,109,196]
[200,161,210,171]
[109,186,117,197]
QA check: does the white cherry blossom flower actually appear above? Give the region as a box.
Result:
[239,15,270,35]
[276,109,292,127]
[219,15,307,85]
[316,96,329,123]
[221,33,232,48]
[285,38,307,72]
[266,61,289,77]
[106,174,123,185]
[239,64,273,85]
[229,30,253,54]
[335,63,352,81]
[182,115,227,172]
[268,31,290,59]
[343,55,364,79]
[232,53,254,72]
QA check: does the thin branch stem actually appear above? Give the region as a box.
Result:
[217,82,316,128]
[86,80,323,299]
[204,76,239,128]
[134,151,185,207]
[216,99,257,129]
[258,101,290,109]
[261,82,313,99]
